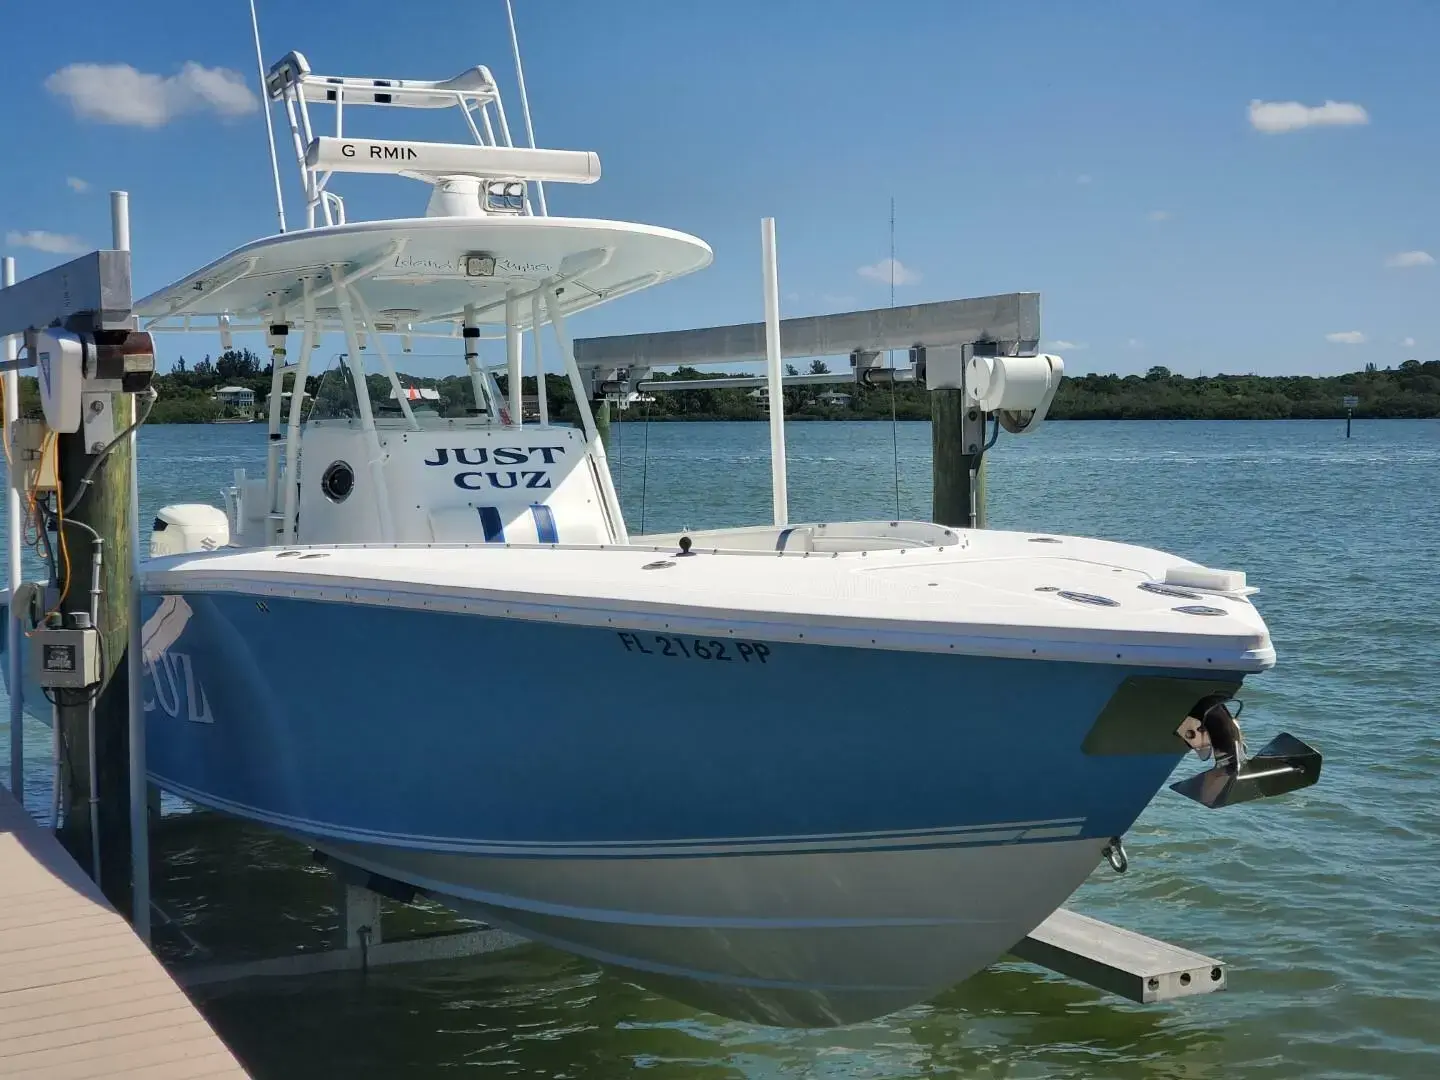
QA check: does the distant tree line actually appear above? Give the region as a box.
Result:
[12,353,1436,424]
[594,359,1440,422]
[1052,362,1440,420]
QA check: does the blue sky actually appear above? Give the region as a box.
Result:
[2,0,1436,377]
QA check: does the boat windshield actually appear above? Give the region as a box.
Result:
[308,352,508,423]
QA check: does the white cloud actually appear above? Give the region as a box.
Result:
[1384,250,1434,269]
[1046,340,1086,351]
[856,257,921,286]
[1076,174,1093,185]
[1248,99,1369,134]
[5,230,87,254]
[45,61,258,128]
[1127,338,1145,349]
[1147,210,1172,223]
[1401,337,1417,348]
[1325,330,1366,345]
[65,176,90,193]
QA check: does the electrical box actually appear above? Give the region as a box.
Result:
[10,418,57,493]
[30,626,101,689]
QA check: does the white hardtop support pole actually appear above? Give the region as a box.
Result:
[113,191,150,943]
[761,217,788,527]
[504,292,522,427]
[530,294,549,426]
[345,289,417,430]
[282,279,315,544]
[263,319,289,533]
[462,304,490,419]
[543,286,627,543]
[330,265,394,541]
[3,256,21,802]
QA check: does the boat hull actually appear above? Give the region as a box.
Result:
[128,585,1234,1024]
[310,832,1109,1026]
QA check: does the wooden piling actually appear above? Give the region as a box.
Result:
[54,403,136,918]
[593,395,612,452]
[931,389,986,528]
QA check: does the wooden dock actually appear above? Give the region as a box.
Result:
[0,786,249,1079]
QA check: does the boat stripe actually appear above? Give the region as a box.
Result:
[478,506,505,543]
[151,776,1087,858]
[531,504,558,544]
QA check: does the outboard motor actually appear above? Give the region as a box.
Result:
[1170,694,1322,809]
[150,504,231,558]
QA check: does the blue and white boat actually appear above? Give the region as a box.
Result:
[8,47,1321,1027]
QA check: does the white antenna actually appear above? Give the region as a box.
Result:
[504,0,548,216]
[249,0,287,232]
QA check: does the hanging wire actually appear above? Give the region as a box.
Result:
[613,394,624,502]
[639,391,652,534]
[887,196,901,518]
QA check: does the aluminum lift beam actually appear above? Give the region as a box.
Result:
[573,292,1040,370]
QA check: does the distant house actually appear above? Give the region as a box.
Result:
[818,391,852,408]
[388,386,443,415]
[214,386,255,413]
[392,386,442,403]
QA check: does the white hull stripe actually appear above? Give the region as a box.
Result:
[155,776,1086,857]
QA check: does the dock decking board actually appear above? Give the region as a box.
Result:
[0,786,248,1078]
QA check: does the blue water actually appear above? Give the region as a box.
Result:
[4,418,1439,1078]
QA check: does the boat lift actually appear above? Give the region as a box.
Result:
[0,210,1238,1016]
[0,22,1308,1019]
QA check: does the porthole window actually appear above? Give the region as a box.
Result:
[321,461,355,503]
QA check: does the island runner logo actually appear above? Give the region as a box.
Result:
[424,445,567,490]
[390,254,557,277]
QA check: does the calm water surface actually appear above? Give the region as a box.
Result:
[4,418,1438,1078]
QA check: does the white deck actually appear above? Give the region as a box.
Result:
[143,527,1273,671]
[0,787,249,1079]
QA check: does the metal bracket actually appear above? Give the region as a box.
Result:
[82,392,117,455]
[958,347,986,457]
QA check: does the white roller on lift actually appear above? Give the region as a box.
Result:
[966,353,1065,434]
